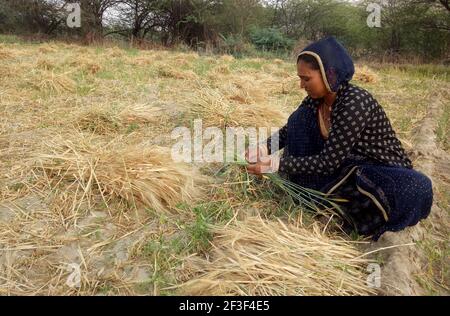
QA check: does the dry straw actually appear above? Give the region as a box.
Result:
[106,47,125,58]
[0,46,13,59]
[219,55,234,62]
[173,216,375,296]
[354,65,379,83]
[156,66,198,80]
[76,107,121,135]
[38,44,58,54]
[75,103,164,134]
[191,87,286,128]
[36,57,55,71]
[29,70,76,94]
[34,137,205,214]
[118,104,163,124]
[68,55,101,74]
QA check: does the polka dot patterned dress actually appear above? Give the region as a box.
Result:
[267,83,412,174]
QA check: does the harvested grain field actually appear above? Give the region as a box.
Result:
[0,38,449,295]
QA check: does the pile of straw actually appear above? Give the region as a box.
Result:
[128,55,155,66]
[75,103,164,134]
[354,65,379,83]
[38,44,58,54]
[219,55,234,62]
[70,56,101,74]
[157,66,197,80]
[36,58,55,71]
[0,46,12,60]
[175,216,374,296]
[118,104,163,124]
[106,47,125,58]
[191,88,286,128]
[30,70,76,94]
[35,138,205,214]
[76,107,121,134]
[212,64,231,75]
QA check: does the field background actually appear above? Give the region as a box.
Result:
[0,36,449,295]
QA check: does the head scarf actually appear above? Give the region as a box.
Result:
[297,36,354,93]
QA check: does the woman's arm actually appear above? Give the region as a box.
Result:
[266,124,287,155]
[279,98,375,175]
[266,97,317,154]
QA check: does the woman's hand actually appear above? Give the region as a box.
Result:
[245,144,280,175]
[247,159,272,175]
[245,144,268,164]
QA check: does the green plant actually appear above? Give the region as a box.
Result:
[187,206,213,253]
[220,158,354,228]
[126,123,140,133]
[249,27,294,51]
[217,33,255,57]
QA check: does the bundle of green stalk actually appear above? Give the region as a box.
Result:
[221,158,355,228]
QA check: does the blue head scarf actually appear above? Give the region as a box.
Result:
[297,36,354,93]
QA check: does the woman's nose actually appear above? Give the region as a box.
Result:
[300,80,305,89]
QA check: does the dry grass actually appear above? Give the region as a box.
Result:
[1,38,446,295]
[219,55,234,62]
[212,64,231,75]
[0,45,13,59]
[75,104,165,134]
[191,87,286,128]
[33,136,206,215]
[156,66,198,80]
[354,65,379,83]
[76,107,121,135]
[68,55,101,75]
[36,57,55,71]
[38,44,58,54]
[127,55,155,66]
[0,196,157,295]
[118,104,163,124]
[106,47,125,58]
[29,70,76,94]
[174,216,375,296]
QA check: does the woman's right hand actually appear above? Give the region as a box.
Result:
[244,144,279,175]
[245,144,268,164]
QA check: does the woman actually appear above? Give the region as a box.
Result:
[246,36,433,241]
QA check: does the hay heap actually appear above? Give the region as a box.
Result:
[118,104,163,124]
[191,88,286,128]
[220,55,234,62]
[157,66,198,80]
[35,138,205,214]
[29,70,76,94]
[354,65,379,83]
[75,104,165,134]
[176,216,374,296]
[36,57,57,71]
[0,45,12,59]
[76,107,121,134]
[70,55,101,74]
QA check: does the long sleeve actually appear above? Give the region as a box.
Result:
[266,124,287,155]
[279,96,375,175]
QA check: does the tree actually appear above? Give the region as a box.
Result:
[78,0,118,38]
[107,0,161,39]
[0,0,68,35]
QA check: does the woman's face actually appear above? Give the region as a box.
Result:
[297,60,328,99]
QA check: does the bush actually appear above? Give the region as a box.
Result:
[249,27,294,51]
[217,33,256,57]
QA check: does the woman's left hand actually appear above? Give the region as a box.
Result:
[247,160,271,175]
[247,155,280,175]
